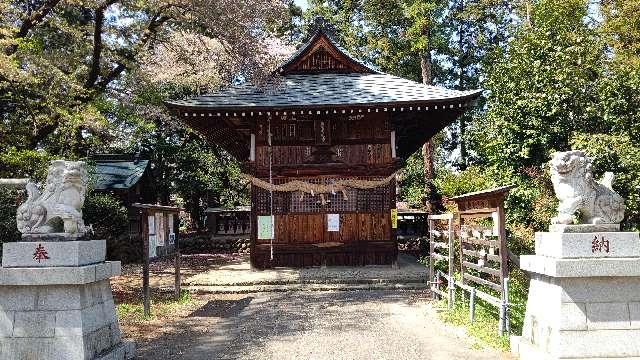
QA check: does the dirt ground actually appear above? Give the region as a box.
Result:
[112,255,512,360]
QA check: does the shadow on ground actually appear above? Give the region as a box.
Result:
[134,290,510,360]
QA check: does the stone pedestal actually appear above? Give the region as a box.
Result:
[513,231,640,360]
[0,241,135,360]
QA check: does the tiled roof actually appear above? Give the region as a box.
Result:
[94,160,149,190]
[166,73,481,110]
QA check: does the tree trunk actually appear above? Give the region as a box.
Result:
[457,0,468,170]
[421,51,435,210]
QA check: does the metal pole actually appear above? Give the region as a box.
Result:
[435,272,441,300]
[174,213,181,301]
[469,288,476,323]
[142,210,150,318]
[429,241,435,297]
[447,216,454,309]
[504,277,510,334]
[498,293,505,336]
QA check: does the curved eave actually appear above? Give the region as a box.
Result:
[164,89,482,115]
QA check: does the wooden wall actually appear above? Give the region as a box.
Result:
[250,112,398,269]
[255,212,391,245]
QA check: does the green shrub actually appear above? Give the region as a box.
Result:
[0,188,22,255]
[83,192,140,262]
[432,166,497,199]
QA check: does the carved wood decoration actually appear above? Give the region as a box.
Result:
[281,34,374,74]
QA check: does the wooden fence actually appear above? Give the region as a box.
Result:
[429,185,514,336]
[427,213,454,309]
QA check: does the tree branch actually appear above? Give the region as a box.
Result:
[4,0,62,55]
[94,11,171,91]
[85,0,119,88]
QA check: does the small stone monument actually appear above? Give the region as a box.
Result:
[513,151,640,359]
[0,160,134,359]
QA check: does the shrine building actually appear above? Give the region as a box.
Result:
[166,19,481,269]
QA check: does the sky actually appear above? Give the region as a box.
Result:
[294,0,309,10]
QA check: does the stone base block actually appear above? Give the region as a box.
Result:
[2,240,106,268]
[521,255,640,277]
[518,270,640,359]
[535,232,640,259]
[21,233,88,242]
[0,261,121,286]
[0,265,133,359]
[549,223,621,233]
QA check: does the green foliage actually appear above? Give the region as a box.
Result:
[439,269,530,351]
[0,188,21,253]
[399,151,426,208]
[0,148,53,180]
[473,0,605,172]
[432,166,495,198]
[83,192,135,262]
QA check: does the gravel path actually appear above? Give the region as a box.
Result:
[135,290,511,360]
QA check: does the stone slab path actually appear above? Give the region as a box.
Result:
[135,290,512,360]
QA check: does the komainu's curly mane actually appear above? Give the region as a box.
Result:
[549,150,625,225]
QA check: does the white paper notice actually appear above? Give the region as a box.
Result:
[327,214,340,232]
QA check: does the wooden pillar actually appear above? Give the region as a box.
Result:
[250,184,258,270]
[250,133,256,161]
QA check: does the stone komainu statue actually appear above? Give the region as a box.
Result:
[550,150,625,225]
[16,160,89,234]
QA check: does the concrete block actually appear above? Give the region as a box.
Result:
[123,339,136,359]
[521,255,640,278]
[80,281,102,308]
[55,309,84,337]
[36,285,83,311]
[96,262,112,281]
[1,338,56,360]
[110,322,122,346]
[51,336,85,360]
[0,311,14,337]
[0,286,36,311]
[560,302,587,330]
[103,298,117,320]
[2,240,106,268]
[95,342,126,360]
[535,232,640,258]
[85,326,113,357]
[0,264,98,286]
[629,302,640,329]
[556,329,640,358]
[82,304,106,333]
[13,311,55,337]
[111,261,122,277]
[560,277,640,303]
[586,302,631,330]
[99,279,113,303]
